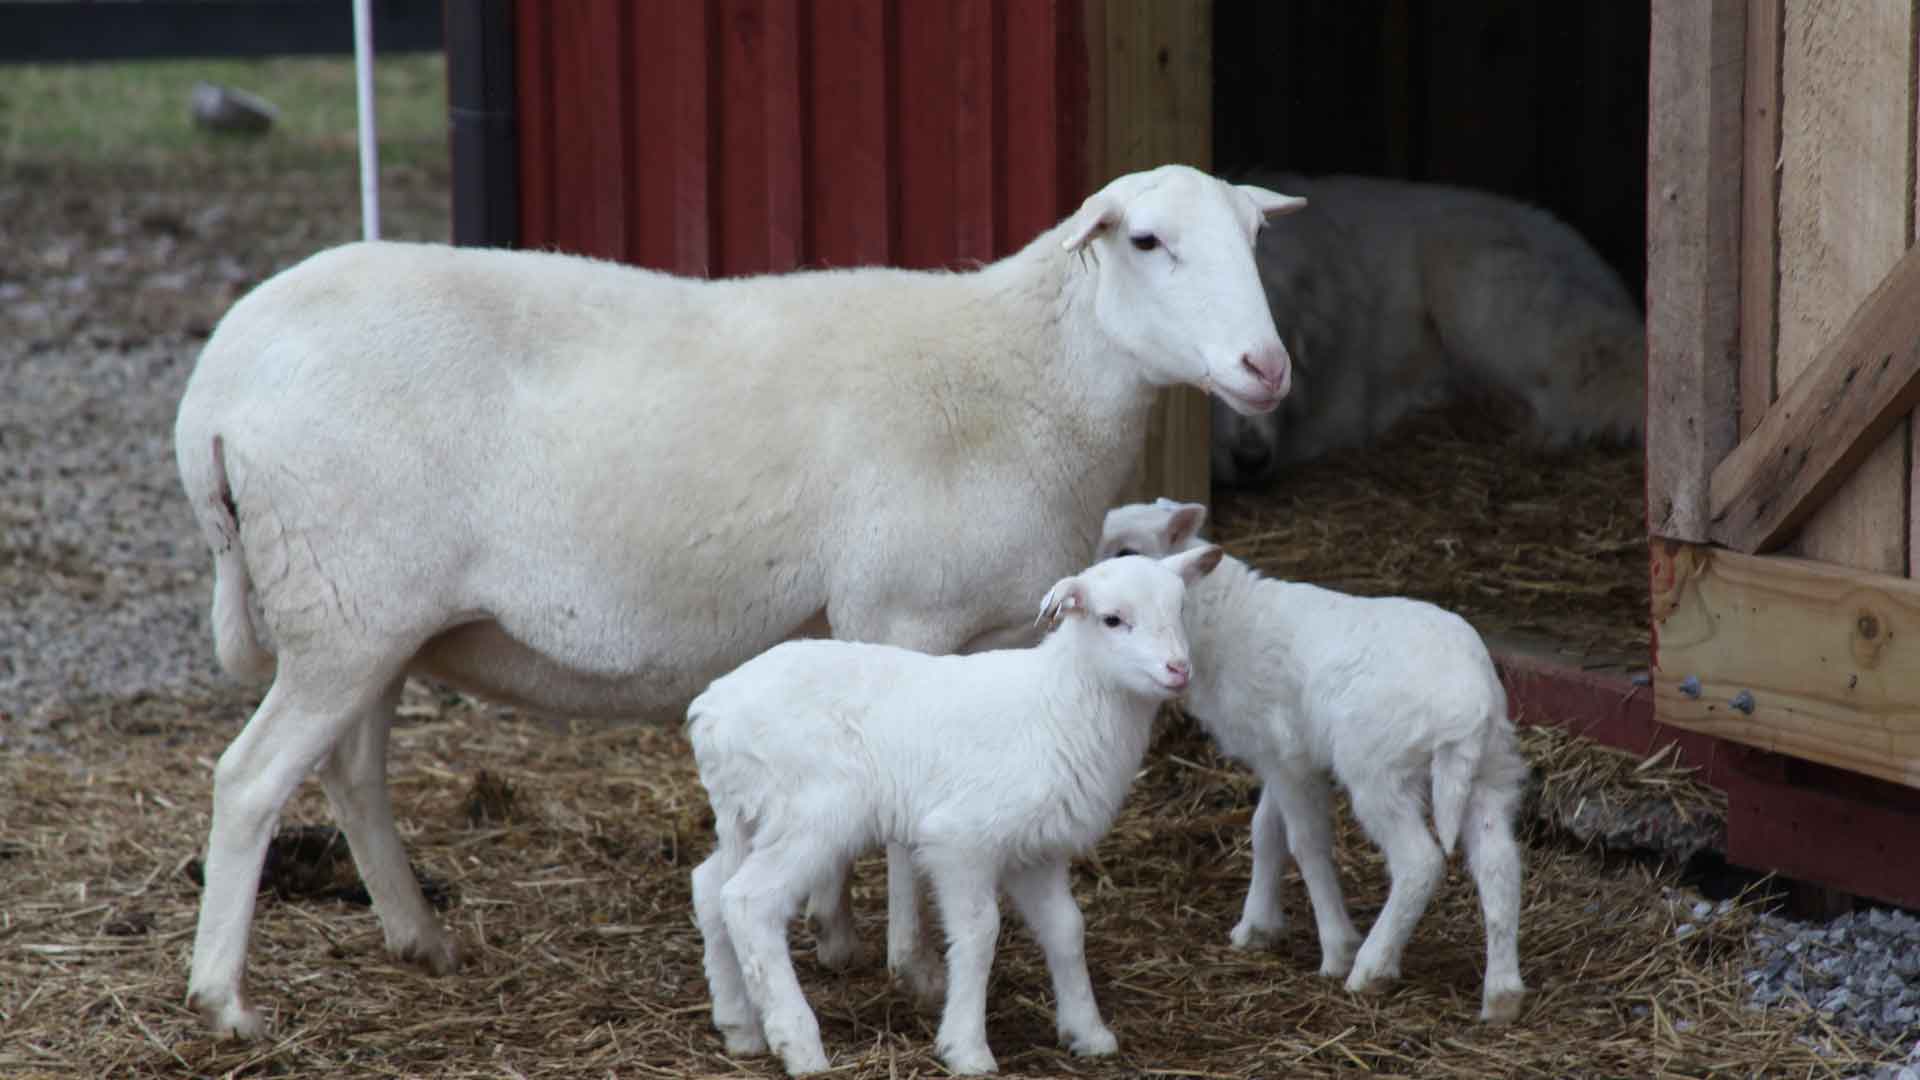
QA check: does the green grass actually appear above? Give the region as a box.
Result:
[0,52,448,177]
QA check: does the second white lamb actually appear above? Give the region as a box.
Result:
[1098,499,1529,1023]
[688,545,1223,1075]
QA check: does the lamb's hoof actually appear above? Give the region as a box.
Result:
[1480,978,1528,1024]
[891,955,946,1007]
[719,1022,769,1057]
[936,1039,998,1075]
[776,1043,831,1076]
[1318,939,1360,979]
[809,919,858,973]
[390,930,462,976]
[1344,963,1399,996]
[189,987,266,1041]
[1064,1024,1119,1058]
[1229,918,1284,951]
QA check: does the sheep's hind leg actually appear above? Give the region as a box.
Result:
[694,840,765,1055]
[1462,777,1527,1023]
[1230,784,1292,950]
[803,862,859,973]
[722,842,831,1075]
[316,678,459,976]
[1006,859,1115,1058]
[188,656,406,1038]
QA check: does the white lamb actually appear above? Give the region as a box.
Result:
[1097,499,1530,1023]
[172,164,1303,1038]
[689,545,1222,1075]
[1212,172,1646,485]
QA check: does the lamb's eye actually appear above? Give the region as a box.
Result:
[1129,233,1159,252]
[1101,614,1125,629]
[1114,547,1139,558]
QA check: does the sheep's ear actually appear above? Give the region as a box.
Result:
[1164,502,1208,547]
[1239,184,1308,219]
[1061,193,1121,252]
[1164,544,1223,585]
[1036,577,1090,626]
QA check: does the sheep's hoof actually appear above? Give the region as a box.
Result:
[720,1023,770,1057]
[189,987,266,1041]
[1229,918,1284,951]
[936,1039,998,1075]
[891,956,947,1007]
[1343,964,1399,996]
[808,918,859,972]
[1317,938,1360,979]
[1064,1024,1119,1058]
[1480,980,1527,1024]
[390,930,462,976]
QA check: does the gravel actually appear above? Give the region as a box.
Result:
[1744,906,1920,1077]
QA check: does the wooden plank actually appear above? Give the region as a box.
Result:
[512,0,554,250]
[1739,0,1782,439]
[952,0,1000,265]
[1708,245,1920,554]
[1773,0,1914,574]
[763,0,807,272]
[807,0,893,267]
[627,0,676,269]
[1651,539,1920,790]
[670,0,716,277]
[1645,0,1745,542]
[896,1,958,269]
[1002,0,1062,249]
[548,0,628,260]
[1093,0,1213,508]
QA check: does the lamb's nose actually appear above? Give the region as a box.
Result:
[1240,342,1291,396]
[1165,660,1191,688]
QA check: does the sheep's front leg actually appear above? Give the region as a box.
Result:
[1005,859,1116,1058]
[802,863,859,972]
[693,845,765,1055]
[1264,770,1361,977]
[316,680,460,976]
[721,846,830,1075]
[1230,785,1291,950]
[1344,784,1444,995]
[925,852,1003,1075]
[886,845,946,1003]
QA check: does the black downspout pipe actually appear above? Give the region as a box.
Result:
[445,0,517,248]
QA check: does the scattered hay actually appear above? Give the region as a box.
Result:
[0,689,1899,1078]
[1211,406,1648,660]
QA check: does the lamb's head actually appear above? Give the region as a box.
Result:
[1095,498,1210,562]
[1061,164,1306,416]
[1036,544,1222,698]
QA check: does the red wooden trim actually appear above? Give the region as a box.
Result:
[897,2,958,269]
[1053,0,1091,215]
[716,0,771,276]
[951,0,999,263]
[544,0,628,259]
[511,0,553,249]
[1497,650,1920,909]
[1000,0,1059,248]
[672,0,716,276]
[807,0,893,267]
[763,0,807,272]
[626,0,673,269]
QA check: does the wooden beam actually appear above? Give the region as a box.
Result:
[1737,0,1782,439]
[1651,539,1920,791]
[1645,0,1746,542]
[1092,0,1213,508]
[1708,245,1920,553]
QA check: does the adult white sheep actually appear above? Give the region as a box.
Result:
[1212,172,1645,484]
[690,545,1222,1076]
[173,164,1304,1038]
[1097,499,1530,1023]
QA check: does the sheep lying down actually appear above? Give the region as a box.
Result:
[689,547,1222,1076]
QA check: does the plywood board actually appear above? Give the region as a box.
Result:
[1091,0,1213,507]
[1645,0,1746,542]
[1774,0,1916,573]
[1651,539,1920,789]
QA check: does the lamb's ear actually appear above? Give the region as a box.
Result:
[1164,544,1224,585]
[1036,577,1090,627]
[1239,184,1308,219]
[1164,502,1208,547]
[1061,193,1121,252]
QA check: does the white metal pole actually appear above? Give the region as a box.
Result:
[352,0,381,241]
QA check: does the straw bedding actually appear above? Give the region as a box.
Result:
[0,684,1895,1079]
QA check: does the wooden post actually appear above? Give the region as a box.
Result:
[1087,0,1214,508]
[1645,0,1746,542]
[1738,0,1781,439]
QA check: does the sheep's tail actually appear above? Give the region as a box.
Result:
[188,434,276,681]
[1429,736,1480,856]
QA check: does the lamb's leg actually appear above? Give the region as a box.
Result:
[1005,859,1115,1058]
[721,843,830,1076]
[1229,785,1291,950]
[803,862,858,973]
[188,658,402,1038]
[925,851,1003,1075]
[1344,782,1445,995]
[1462,779,1527,1023]
[1265,771,1362,977]
[887,844,945,1003]
[315,679,458,975]
[694,841,765,1055]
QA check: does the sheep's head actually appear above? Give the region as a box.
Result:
[1037,544,1221,698]
[1061,164,1304,416]
[1095,498,1210,563]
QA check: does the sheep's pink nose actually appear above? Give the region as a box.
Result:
[1164,660,1191,689]
[1241,342,1291,397]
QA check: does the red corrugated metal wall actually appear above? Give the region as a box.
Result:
[514,0,1091,276]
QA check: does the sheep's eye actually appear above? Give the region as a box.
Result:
[1129,233,1159,252]
[1114,547,1139,558]
[1101,614,1125,629]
